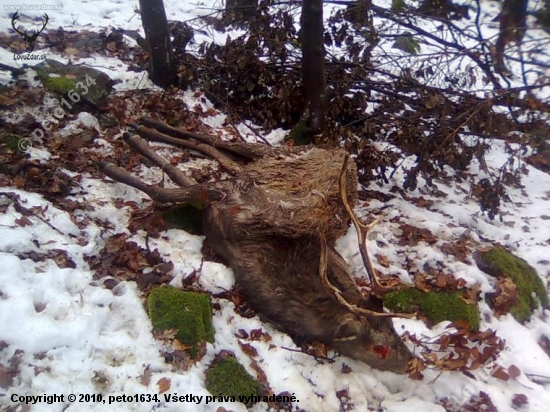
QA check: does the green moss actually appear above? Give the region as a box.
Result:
[35,70,76,94]
[163,203,204,235]
[481,247,548,323]
[289,118,313,146]
[391,0,406,12]
[384,288,480,331]
[34,60,113,109]
[393,34,420,55]
[147,286,214,358]
[205,356,261,406]
[1,133,26,153]
[166,117,179,127]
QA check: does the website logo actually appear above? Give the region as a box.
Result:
[11,11,49,53]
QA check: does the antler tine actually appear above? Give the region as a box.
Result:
[11,11,25,36]
[37,13,49,35]
[318,233,414,318]
[338,155,400,298]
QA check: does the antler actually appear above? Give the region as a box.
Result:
[11,11,25,37]
[338,154,402,298]
[318,232,413,318]
[314,154,414,319]
[34,13,49,37]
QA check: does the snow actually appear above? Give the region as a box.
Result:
[1,1,550,411]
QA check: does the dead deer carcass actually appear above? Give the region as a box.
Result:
[100,118,414,373]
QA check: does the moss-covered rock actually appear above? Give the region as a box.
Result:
[147,286,214,358]
[475,247,549,323]
[34,59,114,111]
[205,354,261,406]
[38,74,76,94]
[384,288,480,331]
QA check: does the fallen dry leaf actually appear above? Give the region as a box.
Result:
[140,365,152,386]
[492,366,510,381]
[238,341,258,357]
[156,377,171,393]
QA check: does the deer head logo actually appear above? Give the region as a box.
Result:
[11,11,49,53]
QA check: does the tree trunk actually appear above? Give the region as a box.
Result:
[139,0,176,88]
[494,0,528,74]
[300,0,326,141]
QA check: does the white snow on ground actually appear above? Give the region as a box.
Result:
[1,1,550,411]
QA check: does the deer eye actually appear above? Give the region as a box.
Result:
[335,318,361,341]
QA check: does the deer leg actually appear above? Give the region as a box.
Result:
[139,117,306,161]
[123,132,196,187]
[129,123,243,175]
[99,162,225,203]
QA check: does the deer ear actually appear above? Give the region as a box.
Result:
[335,317,361,341]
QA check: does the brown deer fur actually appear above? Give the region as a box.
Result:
[100,118,414,373]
